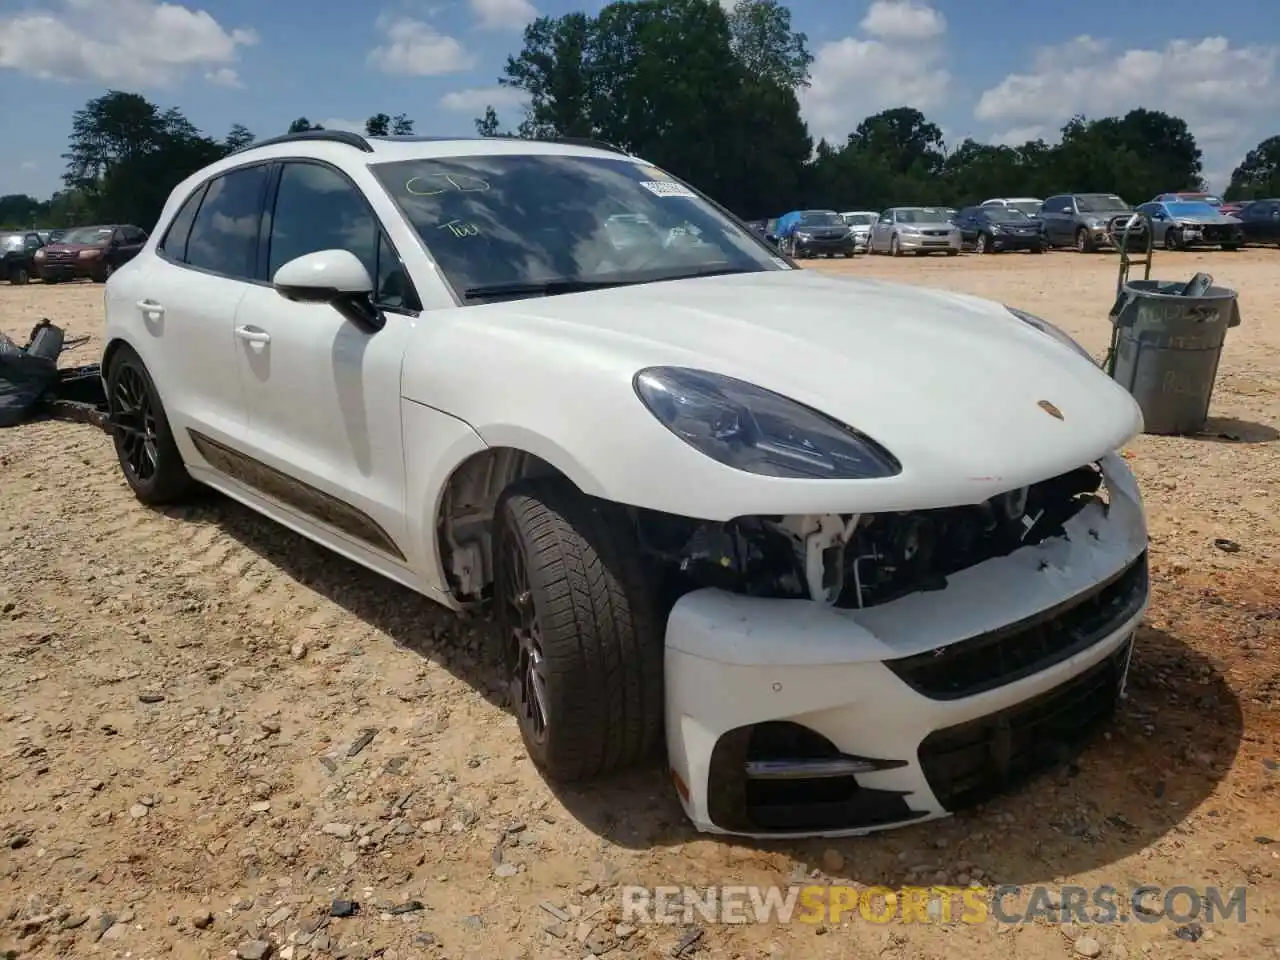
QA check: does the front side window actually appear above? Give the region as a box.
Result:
[268,161,419,311]
[370,154,785,303]
[185,165,269,279]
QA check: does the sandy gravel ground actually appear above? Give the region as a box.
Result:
[1,248,1278,960]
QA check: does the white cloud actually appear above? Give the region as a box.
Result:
[20,160,37,170]
[975,35,1280,190]
[0,0,256,87]
[859,0,945,42]
[205,67,241,88]
[800,1,949,143]
[439,86,528,113]
[318,118,368,134]
[470,0,536,30]
[367,14,473,75]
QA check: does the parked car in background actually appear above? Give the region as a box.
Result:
[0,230,44,284]
[34,223,149,283]
[954,206,1046,254]
[774,209,856,258]
[1134,200,1243,251]
[1219,200,1250,217]
[1235,198,1280,245]
[869,207,962,256]
[1038,194,1146,253]
[839,210,878,250]
[981,197,1044,218]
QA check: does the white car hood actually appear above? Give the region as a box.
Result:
[464,269,1142,503]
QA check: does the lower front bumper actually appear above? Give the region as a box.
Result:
[665,454,1148,839]
[795,240,856,256]
[898,237,960,253]
[37,264,92,280]
[990,234,1044,251]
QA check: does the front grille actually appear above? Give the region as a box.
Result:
[706,722,926,834]
[918,638,1130,811]
[884,551,1147,700]
[923,229,950,237]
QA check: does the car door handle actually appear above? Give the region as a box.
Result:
[137,299,164,316]
[235,325,271,344]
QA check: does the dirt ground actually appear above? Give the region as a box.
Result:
[1,248,1278,960]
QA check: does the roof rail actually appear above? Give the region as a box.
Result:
[545,136,631,155]
[232,129,374,155]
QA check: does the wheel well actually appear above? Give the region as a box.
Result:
[102,338,128,375]
[436,447,574,601]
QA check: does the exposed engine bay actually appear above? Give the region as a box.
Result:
[637,462,1108,609]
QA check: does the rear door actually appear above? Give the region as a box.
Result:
[1039,196,1070,244]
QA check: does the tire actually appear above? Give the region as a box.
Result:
[975,233,990,254]
[1075,228,1094,253]
[890,235,902,257]
[1030,244,1045,254]
[1164,229,1181,251]
[106,345,195,505]
[493,478,664,782]
[945,249,959,256]
[9,265,30,285]
[1221,243,1240,252]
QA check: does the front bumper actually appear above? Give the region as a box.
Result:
[794,236,857,256]
[989,231,1045,251]
[666,453,1148,839]
[898,232,961,252]
[37,259,97,280]
[1176,225,1244,247]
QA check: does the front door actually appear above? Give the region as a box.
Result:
[230,159,422,566]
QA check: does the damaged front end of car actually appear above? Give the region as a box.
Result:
[647,450,1148,839]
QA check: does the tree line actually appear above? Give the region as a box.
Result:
[2,0,1278,231]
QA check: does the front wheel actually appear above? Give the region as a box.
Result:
[107,345,195,505]
[493,479,664,782]
[8,265,29,285]
[1164,229,1182,251]
[1075,228,1094,253]
[975,233,990,254]
[890,235,902,257]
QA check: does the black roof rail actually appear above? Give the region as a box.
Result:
[544,136,631,155]
[232,129,374,155]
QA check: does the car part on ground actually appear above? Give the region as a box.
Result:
[99,130,1151,836]
[35,223,149,283]
[0,319,94,427]
[1106,276,1241,436]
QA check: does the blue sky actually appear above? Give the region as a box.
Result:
[3,0,1278,201]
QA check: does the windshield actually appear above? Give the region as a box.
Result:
[798,211,841,226]
[1076,195,1128,213]
[895,208,949,224]
[371,155,783,301]
[1007,201,1042,216]
[1164,201,1219,217]
[842,214,874,226]
[59,226,113,244]
[988,208,1032,221]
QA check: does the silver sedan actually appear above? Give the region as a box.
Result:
[869,207,962,256]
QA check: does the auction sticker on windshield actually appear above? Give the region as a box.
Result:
[640,180,696,198]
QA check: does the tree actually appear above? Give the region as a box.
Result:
[726,0,812,89]
[0,194,50,228]
[60,91,247,228]
[365,113,391,136]
[224,123,255,152]
[1226,134,1280,200]
[391,113,414,135]
[475,106,506,137]
[287,117,323,133]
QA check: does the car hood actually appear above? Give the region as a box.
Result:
[1172,213,1241,225]
[40,243,102,253]
[470,270,1142,499]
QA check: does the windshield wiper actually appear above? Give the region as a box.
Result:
[462,266,759,302]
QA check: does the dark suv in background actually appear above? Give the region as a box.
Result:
[954,206,1046,254]
[1038,194,1147,252]
[35,224,148,282]
[0,230,44,284]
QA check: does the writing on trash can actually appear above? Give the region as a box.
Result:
[1161,368,1208,398]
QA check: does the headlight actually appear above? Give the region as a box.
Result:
[795,231,812,239]
[633,367,901,480]
[899,226,919,234]
[1007,307,1096,363]
[78,249,99,259]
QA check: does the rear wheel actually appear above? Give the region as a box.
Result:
[8,265,29,285]
[107,345,195,505]
[493,479,664,782]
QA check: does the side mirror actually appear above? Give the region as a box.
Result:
[273,249,384,333]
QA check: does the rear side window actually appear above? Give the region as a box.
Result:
[159,185,207,262]
[185,164,270,280]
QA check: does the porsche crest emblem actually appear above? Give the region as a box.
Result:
[1038,400,1064,420]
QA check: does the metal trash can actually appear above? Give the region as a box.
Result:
[1105,278,1241,436]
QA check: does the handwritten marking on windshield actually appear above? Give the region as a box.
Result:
[406,174,492,196]
[437,220,481,238]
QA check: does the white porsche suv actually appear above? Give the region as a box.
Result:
[103,130,1150,838]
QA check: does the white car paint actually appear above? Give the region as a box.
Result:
[102,133,1150,839]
